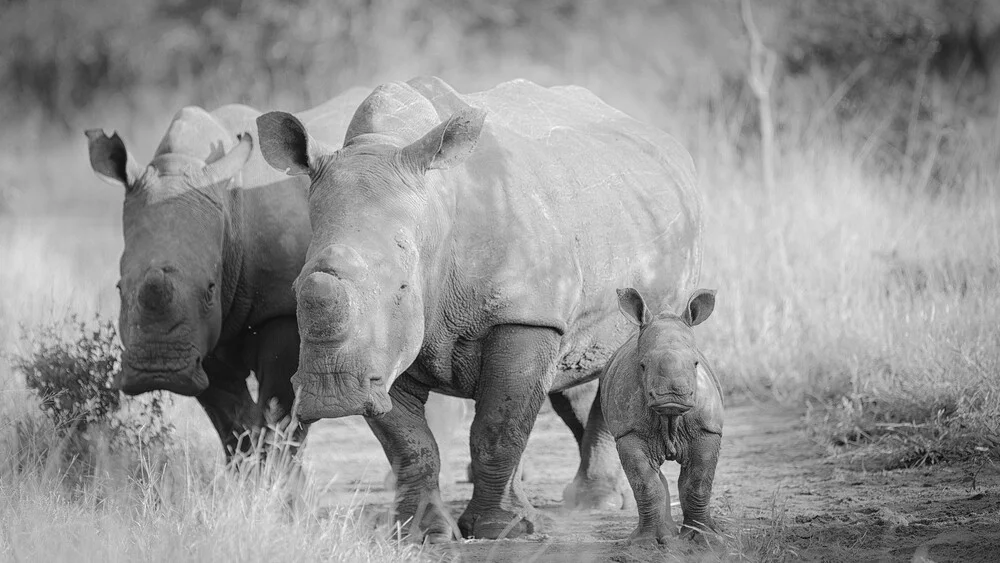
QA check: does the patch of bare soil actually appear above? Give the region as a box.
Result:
[303,401,1000,562]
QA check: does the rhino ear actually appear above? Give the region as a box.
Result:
[257,112,325,176]
[617,288,651,327]
[681,289,716,327]
[403,107,486,172]
[85,129,142,189]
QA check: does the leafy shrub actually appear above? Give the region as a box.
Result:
[10,315,173,462]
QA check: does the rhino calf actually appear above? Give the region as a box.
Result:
[601,287,723,545]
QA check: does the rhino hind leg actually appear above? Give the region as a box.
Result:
[366,372,458,544]
[458,324,561,540]
[197,356,261,461]
[548,383,593,447]
[562,380,633,510]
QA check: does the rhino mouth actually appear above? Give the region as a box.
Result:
[291,370,393,420]
[118,347,208,396]
[651,402,693,416]
[648,391,694,416]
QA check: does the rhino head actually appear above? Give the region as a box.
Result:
[85,125,253,396]
[255,101,486,420]
[617,287,716,416]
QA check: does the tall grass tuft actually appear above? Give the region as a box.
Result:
[0,410,429,562]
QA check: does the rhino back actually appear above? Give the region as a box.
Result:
[418,80,702,360]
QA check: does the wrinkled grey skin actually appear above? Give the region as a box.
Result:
[602,287,723,545]
[255,76,702,541]
[84,88,368,459]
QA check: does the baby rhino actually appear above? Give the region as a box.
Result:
[602,287,723,545]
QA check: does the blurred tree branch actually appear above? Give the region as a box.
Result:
[740,0,776,199]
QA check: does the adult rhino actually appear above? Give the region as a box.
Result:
[255,76,703,541]
[84,88,368,459]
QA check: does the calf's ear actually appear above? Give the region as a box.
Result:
[403,107,486,172]
[617,288,651,327]
[257,112,328,176]
[681,288,716,327]
[85,129,142,189]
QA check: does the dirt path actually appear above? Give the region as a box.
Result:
[303,401,1000,562]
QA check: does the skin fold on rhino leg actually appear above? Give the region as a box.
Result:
[616,432,675,545]
[678,431,722,542]
[252,317,311,456]
[196,356,262,461]
[559,379,633,510]
[458,324,561,540]
[366,372,457,544]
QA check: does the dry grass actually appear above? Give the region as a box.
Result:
[0,414,428,563]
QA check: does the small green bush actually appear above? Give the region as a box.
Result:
[10,315,173,464]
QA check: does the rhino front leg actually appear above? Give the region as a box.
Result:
[458,324,560,540]
[562,380,632,510]
[197,355,261,461]
[366,372,457,544]
[617,432,674,545]
[253,317,310,456]
[678,431,722,541]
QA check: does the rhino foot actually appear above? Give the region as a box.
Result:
[458,507,539,540]
[562,474,631,510]
[679,518,718,545]
[627,522,674,546]
[388,488,461,544]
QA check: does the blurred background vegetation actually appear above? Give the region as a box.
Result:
[1,0,999,201]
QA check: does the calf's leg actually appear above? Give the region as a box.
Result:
[617,432,674,545]
[678,431,722,541]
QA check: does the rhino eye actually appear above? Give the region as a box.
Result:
[204,282,217,306]
[639,362,647,372]
[115,280,122,292]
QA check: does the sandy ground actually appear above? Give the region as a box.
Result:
[302,400,1000,562]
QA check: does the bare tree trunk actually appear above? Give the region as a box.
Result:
[740,0,777,200]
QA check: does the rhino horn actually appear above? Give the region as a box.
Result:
[138,268,175,315]
[296,272,355,341]
[202,132,253,186]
